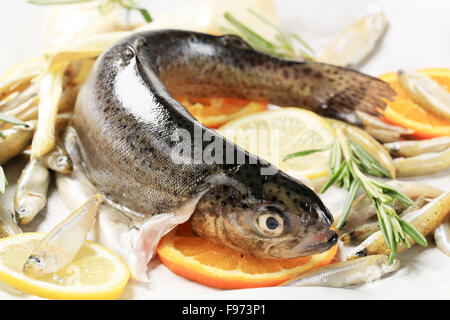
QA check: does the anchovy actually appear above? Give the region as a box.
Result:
[38,136,73,174]
[69,30,394,280]
[280,255,400,288]
[23,194,102,277]
[14,158,50,225]
[0,121,34,165]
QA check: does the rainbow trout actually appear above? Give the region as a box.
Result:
[67,30,394,281]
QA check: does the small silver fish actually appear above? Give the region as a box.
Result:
[23,194,102,277]
[0,202,22,238]
[398,70,450,121]
[280,255,400,287]
[14,158,50,225]
[355,110,413,135]
[0,121,34,165]
[38,136,73,174]
[394,148,450,177]
[384,136,450,158]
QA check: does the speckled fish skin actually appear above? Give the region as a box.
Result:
[72,30,394,258]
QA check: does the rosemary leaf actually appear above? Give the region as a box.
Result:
[136,7,152,22]
[336,178,361,229]
[401,235,411,249]
[0,113,28,126]
[388,238,397,265]
[320,161,347,193]
[291,33,315,54]
[223,12,277,50]
[330,141,341,175]
[320,161,346,193]
[391,216,400,244]
[348,139,392,178]
[125,5,152,22]
[376,205,391,249]
[283,142,333,161]
[371,180,414,207]
[247,8,297,54]
[379,204,395,250]
[342,164,351,190]
[399,220,428,247]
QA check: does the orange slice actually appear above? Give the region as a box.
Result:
[379,68,450,139]
[178,97,268,128]
[157,223,338,289]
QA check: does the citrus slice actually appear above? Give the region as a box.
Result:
[157,223,337,289]
[379,68,450,139]
[178,97,268,128]
[0,233,130,300]
[217,107,335,180]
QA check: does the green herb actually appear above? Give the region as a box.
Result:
[0,113,28,127]
[283,142,333,161]
[28,0,152,23]
[284,127,427,263]
[117,0,152,23]
[222,9,315,60]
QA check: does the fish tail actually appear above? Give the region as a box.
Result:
[303,62,396,125]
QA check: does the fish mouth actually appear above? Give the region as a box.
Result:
[293,229,338,256]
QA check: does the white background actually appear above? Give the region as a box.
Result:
[0,0,449,299]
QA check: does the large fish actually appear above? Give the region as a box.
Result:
[60,30,394,281]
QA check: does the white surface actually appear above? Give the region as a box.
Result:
[0,0,449,300]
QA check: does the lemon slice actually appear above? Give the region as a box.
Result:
[0,233,130,300]
[218,107,335,180]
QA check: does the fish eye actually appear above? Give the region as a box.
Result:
[256,206,286,237]
[29,256,41,264]
[266,217,279,230]
[56,156,67,165]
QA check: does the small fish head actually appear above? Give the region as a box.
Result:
[15,196,46,225]
[23,252,55,278]
[191,167,337,258]
[52,154,73,174]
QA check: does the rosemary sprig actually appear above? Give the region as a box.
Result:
[28,0,152,23]
[284,127,427,263]
[222,9,315,60]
